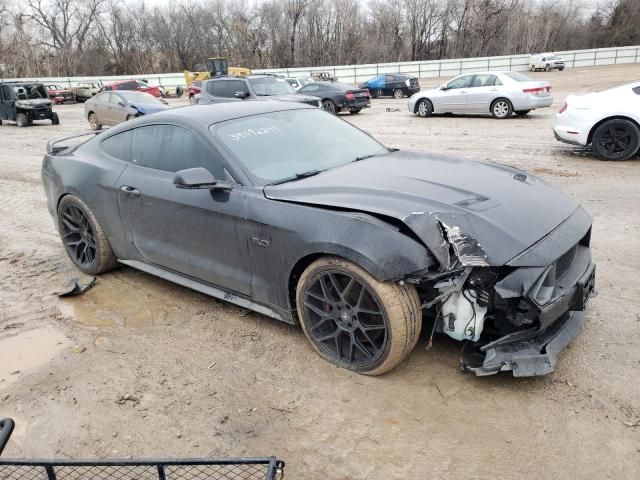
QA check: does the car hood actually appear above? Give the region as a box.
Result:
[264,151,583,269]
[131,103,168,115]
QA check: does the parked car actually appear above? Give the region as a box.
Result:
[529,53,565,72]
[196,75,320,107]
[100,79,162,98]
[42,100,595,377]
[71,82,101,102]
[46,84,75,104]
[554,81,640,161]
[0,82,59,127]
[85,90,168,130]
[409,71,552,119]
[359,74,420,98]
[285,77,311,90]
[297,81,370,114]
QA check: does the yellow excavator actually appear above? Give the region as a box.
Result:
[184,57,251,87]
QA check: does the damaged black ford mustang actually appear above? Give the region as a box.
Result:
[42,101,596,377]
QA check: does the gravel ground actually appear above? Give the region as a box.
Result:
[1,64,639,479]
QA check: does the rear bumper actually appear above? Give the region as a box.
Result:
[515,95,553,110]
[466,262,596,377]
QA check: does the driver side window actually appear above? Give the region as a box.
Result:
[131,124,225,178]
[446,75,473,89]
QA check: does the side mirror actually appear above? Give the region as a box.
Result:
[234,91,249,99]
[118,101,126,107]
[173,167,232,191]
[440,84,449,91]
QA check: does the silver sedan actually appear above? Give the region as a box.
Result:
[84,90,168,130]
[408,71,552,119]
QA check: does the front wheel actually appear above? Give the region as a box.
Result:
[393,88,404,99]
[416,98,433,118]
[51,112,60,125]
[16,113,28,127]
[321,100,337,114]
[57,195,118,275]
[591,119,640,161]
[296,257,422,375]
[545,64,551,72]
[189,95,196,105]
[88,112,102,131]
[514,110,531,116]
[491,98,513,119]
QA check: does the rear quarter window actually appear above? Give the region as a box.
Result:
[101,131,133,162]
[505,72,534,82]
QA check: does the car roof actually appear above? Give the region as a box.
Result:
[111,100,315,130]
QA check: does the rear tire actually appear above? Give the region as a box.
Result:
[57,195,119,275]
[491,98,513,119]
[545,64,551,72]
[393,88,404,99]
[514,110,531,116]
[88,112,102,131]
[16,113,28,127]
[321,99,337,114]
[416,98,433,118]
[591,119,640,161]
[296,256,422,375]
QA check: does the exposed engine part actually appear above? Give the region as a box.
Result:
[441,289,487,342]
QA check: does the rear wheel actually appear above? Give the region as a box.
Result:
[416,98,433,118]
[16,113,28,127]
[296,257,422,375]
[57,195,118,275]
[591,119,640,161]
[51,112,60,125]
[393,88,404,99]
[514,110,531,116]
[321,99,337,114]
[491,98,513,119]
[88,112,101,131]
[545,64,551,72]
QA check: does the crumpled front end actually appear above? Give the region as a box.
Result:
[408,206,596,377]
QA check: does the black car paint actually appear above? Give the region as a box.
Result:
[297,82,371,112]
[42,101,595,376]
[359,74,420,98]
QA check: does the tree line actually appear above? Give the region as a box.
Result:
[0,0,638,78]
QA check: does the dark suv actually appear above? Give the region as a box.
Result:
[196,75,321,107]
[359,74,420,99]
[0,82,59,127]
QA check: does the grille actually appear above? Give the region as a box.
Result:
[555,244,578,279]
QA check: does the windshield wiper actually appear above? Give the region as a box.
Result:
[266,169,325,186]
[352,154,378,162]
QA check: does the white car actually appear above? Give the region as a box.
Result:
[554,81,640,161]
[529,54,565,72]
[408,71,553,119]
[284,77,312,90]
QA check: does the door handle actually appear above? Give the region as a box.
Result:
[460,90,467,94]
[120,185,140,197]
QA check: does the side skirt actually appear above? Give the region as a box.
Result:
[119,259,294,324]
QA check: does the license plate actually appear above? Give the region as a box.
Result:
[572,264,596,311]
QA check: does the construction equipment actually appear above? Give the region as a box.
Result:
[184,57,251,87]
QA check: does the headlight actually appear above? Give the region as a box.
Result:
[405,79,410,87]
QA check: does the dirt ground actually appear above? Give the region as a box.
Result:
[1,65,639,479]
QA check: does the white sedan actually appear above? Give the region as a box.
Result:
[408,71,553,119]
[554,81,640,161]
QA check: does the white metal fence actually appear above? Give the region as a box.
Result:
[2,45,639,89]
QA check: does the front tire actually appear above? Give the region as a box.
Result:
[416,98,433,118]
[189,95,196,105]
[393,88,404,99]
[296,257,422,375]
[545,64,551,72]
[51,112,60,125]
[591,119,640,161]
[321,99,337,114]
[491,98,513,119]
[57,195,118,275]
[16,113,28,127]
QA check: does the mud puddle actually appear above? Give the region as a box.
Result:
[0,327,69,388]
[57,273,181,329]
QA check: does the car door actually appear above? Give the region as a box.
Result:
[94,92,116,125]
[465,74,501,113]
[110,92,129,123]
[432,74,473,113]
[116,123,252,295]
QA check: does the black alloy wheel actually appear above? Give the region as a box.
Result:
[60,203,97,268]
[592,119,640,161]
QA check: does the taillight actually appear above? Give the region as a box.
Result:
[345,92,355,100]
[523,87,544,93]
[559,102,567,113]
[364,89,370,97]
